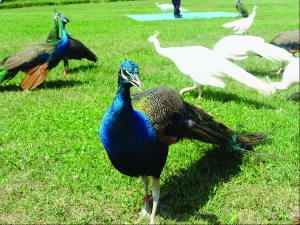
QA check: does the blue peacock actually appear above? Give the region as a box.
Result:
[46,11,98,75]
[0,17,70,90]
[99,60,269,224]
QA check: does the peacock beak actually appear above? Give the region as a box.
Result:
[129,73,142,91]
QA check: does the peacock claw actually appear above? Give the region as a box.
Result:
[135,208,150,224]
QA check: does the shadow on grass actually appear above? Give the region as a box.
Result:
[159,146,243,224]
[65,63,99,74]
[185,88,276,110]
[0,80,83,92]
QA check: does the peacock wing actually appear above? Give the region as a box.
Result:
[131,86,184,145]
[20,63,50,90]
[65,38,98,61]
[4,44,55,71]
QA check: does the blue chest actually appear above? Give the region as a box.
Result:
[99,94,158,158]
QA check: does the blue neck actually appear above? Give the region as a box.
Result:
[47,20,70,69]
[99,82,158,156]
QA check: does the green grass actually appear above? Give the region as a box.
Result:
[0,0,299,224]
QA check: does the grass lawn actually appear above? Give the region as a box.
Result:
[0,0,299,224]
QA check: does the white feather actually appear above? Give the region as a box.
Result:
[213,35,295,75]
[147,31,275,99]
[271,59,299,90]
[213,35,295,64]
[155,2,188,14]
[222,6,258,34]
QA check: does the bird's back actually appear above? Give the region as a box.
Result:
[3,44,55,71]
[156,3,174,10]
[270,30,300,53]
[132,86,184,145]
[213,35,264,60]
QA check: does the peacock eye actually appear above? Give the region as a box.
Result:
[122,69,129,75]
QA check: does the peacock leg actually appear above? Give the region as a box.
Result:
[179,86,197,96]
[276,62,285,75]
[240,60,244,69]
[149,176,160,225]
[136,175,150,224]
[198,85,204,99]
[63,59,69,75]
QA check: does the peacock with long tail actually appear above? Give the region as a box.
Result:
[236,0,248,18]
[46,11,98,75]
[0,17,70,90]
[99,60,270,224]
[147,31,275,99]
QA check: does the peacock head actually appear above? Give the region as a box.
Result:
[54,10,63,21]
[118,60,142,90]
[61,17,70,26]
[147,30,160,43]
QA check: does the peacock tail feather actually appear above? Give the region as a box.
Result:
[181,102,267,151]
[0,69,8,82]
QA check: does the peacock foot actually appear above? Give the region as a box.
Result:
[135,208,150,224]
[275,68,283,75]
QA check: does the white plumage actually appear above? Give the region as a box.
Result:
[155,2,188,14]
[147,31,275,99]
[213,35,295,71]
[271,58,299,90]
[222,6,258,34]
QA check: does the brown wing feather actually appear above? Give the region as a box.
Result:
[20,63,50,90]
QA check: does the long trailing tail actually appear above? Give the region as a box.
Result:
[181,102,268,151]
[250,42,295,63]
[0,69,19,83]
[222,58,276,96]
